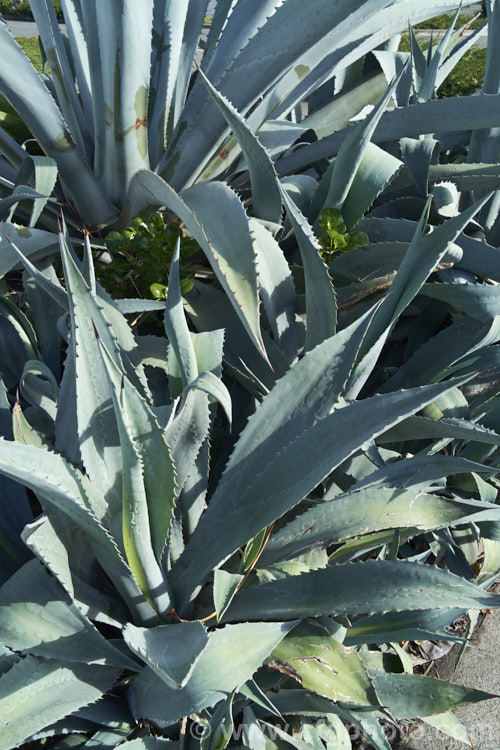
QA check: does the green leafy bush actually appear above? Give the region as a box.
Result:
[0,0,62,19]
[100,213,198,300]
[318,207,369,262]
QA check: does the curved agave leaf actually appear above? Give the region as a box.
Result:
[170,377,472,605]
[222,559,500,622]
[58,229,123,514]
[198,68,282,224]
[185,371,232,427]
[249,217,297,363]
[280,185,337,350]
[0,559,134,668]
[339,142,403,230]
[370,670,496,719]
[315,65,404,219]
[0,20,117,227]
[353,194,493,367]
[421,711,472,747]
[277,94,500,175]
[128,621,295,727]
[0,656,120,750]
[7,155,58,228]
[123,621,208,690]
[378,414,500,445]
[19,359,58,421]
[263,488,500,565]
[164,236,198,388]
[22,515,129,628]
[380,316,500,393]
[217,309,374,483]
[96,339,175,616]
[270,620,378,707]
[0,437,156,625]
[421,281,500,321]
[120,171,265,358]
[184,282,279,395]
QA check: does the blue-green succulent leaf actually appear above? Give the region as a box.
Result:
[0,656,120,750]
[223,560,500,622]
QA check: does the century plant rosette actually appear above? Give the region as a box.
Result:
[0,1,500,748]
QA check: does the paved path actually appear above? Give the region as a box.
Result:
[397,585,500,750]
[6,19,64,36]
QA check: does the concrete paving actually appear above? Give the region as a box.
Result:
[5,19,64,36]
[396,588,500,750]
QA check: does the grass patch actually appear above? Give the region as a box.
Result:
[16,36,44,71]
[437,46,487,97]
[414,12,485,30]
[398,34,486,98]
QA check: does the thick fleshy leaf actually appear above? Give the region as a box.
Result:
[0,559,134,668]
[0,20,117,227]
[185,371,232,427]
[222,560,500,622]
[199,68,282,224]
[96,340,175,616]
[214,570,245,622]
[421,281,500,321]
[22,514,128,628]
[370,670,496,718]
[164,235,198,388]
[0,437,155,625]
[422,711,472,747]
[120,171,265,358]
[250,217,297,363]
[340,142,402,229]
[345,608,467,646]
[123,621,208,690]
[263,488,500,564]
[0,656,120,750]
[170,378,472,604]
[270,620,378,706]
[277,94,500,175]
[380,316,500,392]
[357,194,492,359]
[399,136,437,197]
[318,66,404,215]
[128,622,295,726]
[280,185,337,350]
[378,415,500,445]
[58,231,124,515]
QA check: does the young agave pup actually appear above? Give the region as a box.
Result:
[0,212,499,749]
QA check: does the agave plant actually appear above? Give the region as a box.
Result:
[0,193,499,749]
[0,1,495,274]
[0,1,498,371]
[0,1,500,747]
